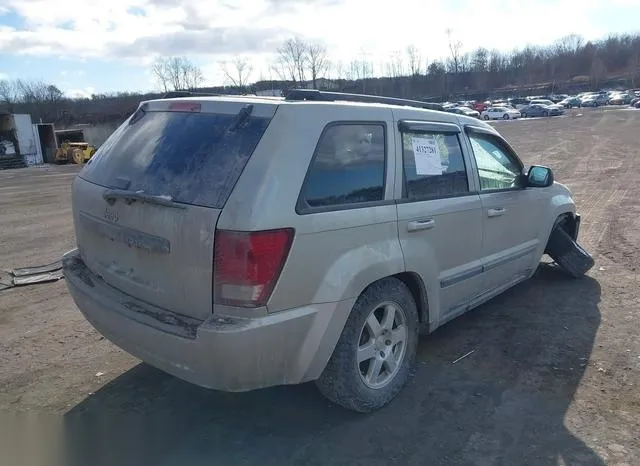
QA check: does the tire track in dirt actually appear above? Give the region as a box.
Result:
[571,111,638,267]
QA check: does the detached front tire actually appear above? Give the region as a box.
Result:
[316,277,419,413]
[546,224,595,278]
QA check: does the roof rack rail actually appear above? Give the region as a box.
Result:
[283,89,444,111]
[162,91,220,99]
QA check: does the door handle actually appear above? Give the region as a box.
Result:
[407,219,436,232]
[487,208,506,218]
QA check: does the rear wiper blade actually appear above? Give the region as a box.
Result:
[102,189,186,209]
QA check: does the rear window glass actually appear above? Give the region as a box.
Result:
[79,110,271,208]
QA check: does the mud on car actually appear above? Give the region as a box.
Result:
[63,90,594,412]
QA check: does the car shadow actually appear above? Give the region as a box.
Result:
[64,264,603,466]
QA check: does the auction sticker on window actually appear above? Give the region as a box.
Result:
[411,136,442,175]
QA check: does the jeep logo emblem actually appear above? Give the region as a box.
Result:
[104,207,119,223]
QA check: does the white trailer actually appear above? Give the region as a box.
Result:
[12,114,44,165]
[0,113,56,165]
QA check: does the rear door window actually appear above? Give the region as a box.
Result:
[79,109,271,208]
[401,131,469,200]
[298,123,386,210]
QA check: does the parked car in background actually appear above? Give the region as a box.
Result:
[549,94,569,103]
[559,96,582,108]
[447,106,481,118]
[633,100,640,109]
[473,101,488,113]
[508,97,531,110]
[519,104,564,118]
[529,99,564,111]
[482,106,521,120]
[580,96,598,107]
[609,93,633,105]
[630,97,640,107]
[581,94,609,107]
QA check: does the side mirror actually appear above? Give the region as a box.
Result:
[526,165,554,187]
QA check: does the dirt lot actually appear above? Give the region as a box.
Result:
[1,108,639,466]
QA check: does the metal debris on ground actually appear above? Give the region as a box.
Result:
[0,260,64,291]
[452,349,476,364]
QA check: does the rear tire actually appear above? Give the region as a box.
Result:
[503,113,510,120]
[546,226,594,278]
[483,115,489,120]
[521,112,527,118]
[315,277,419,413]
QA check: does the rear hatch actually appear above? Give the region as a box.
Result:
[72,98,277,320]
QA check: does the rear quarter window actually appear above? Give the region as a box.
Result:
[79,109,271,208]
[298,123,386,211]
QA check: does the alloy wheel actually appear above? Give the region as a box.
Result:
[357,302,408,390]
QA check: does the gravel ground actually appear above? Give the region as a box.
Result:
[1,107,639,466]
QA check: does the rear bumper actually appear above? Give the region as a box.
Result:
[62,249,354,392]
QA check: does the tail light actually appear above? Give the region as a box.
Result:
[213,228,294,308]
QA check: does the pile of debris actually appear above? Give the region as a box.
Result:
[0,260,63,291]
[0,137,26,170]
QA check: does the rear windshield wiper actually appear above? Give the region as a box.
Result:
[102,189,186,209]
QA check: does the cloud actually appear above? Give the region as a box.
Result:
[0,0,293,60]
[0,71,9,80]
[60,69,86,77]
[1,0,640,82]
[112,27,287,58]
[66,86,95,98]
[262,0,342,13]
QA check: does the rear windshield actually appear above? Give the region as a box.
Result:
[79,110,271,208]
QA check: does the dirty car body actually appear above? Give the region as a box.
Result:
[63,92,593,412]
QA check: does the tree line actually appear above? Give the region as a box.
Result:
[1,32,639,127]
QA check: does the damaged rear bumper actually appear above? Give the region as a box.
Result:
[62,249,353,392]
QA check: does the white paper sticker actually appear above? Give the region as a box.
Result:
[411,136,442,175]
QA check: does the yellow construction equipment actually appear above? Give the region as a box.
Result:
[55,141,96,165]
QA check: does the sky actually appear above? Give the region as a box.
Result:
[0,0,639,97]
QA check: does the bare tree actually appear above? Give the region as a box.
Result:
[307,42,329,89]
[333,60,345,80]
[348,56,373,93]
[44,84,64,104]
[270,59,289,82]
[152,58,170,93]
[590,55,607,87]
[406,45,422,76]
[0,80,19,104]
[555,34,584,55]
[16,80,50,102]
[629,52,640,88]
[221,56,253,88]
[277,38,308,83]
[181,61,204,90]
[386,51,404,78]
[151,56,204,92]
[446,28,463,74]
[471,48,489,91]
